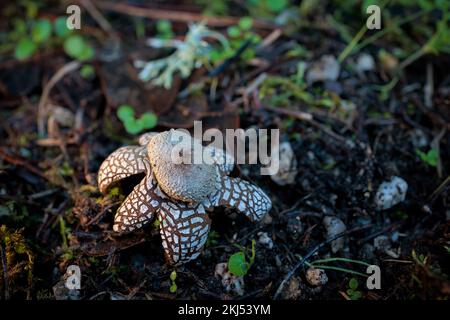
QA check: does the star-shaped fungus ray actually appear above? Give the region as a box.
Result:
[113,167,162,233]
[213,176,272,221]
[158,201,211,265]
[204,144,235,176]
[138,132,159,146]
[98,146,147,193]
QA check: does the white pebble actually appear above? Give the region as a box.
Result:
[306,268,328,286]
[373,235,391,252]
[270,141,297,186]
[355,53,375,74]
[375,176,408,210]
[258,232,274,249]
[323,216,347,253]
[306,55,340,83]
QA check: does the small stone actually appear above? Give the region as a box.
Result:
[270,141,298,186]
[258,232,274,249]
[52,275,80,300]
[214,263,245,296]
[306,55,340,83]
[306,268,328,286]
[323,216,347,253]
[373,235,391,252]
[355,53,375,74]
[375,176,408,210]
[409,129,428,148]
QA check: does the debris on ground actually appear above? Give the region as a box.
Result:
[306,55,340,83]
[306,268,328,286]
[214,263,245,296]
[270,141,298,186]
[258,231,274,249]
[323,216,347,253]
[375,176,408,210]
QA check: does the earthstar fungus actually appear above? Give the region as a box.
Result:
[98,130,272,265]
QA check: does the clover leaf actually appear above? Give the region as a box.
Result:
[63,35,94,61]
[228,240,256,276]
[54,16,72,38]
[415,148,438,167]
[14,38,37,60]
[117,105,158,135]
[31,19,52,43]
[228,252,249,276]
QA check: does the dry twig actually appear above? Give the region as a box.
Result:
[95,1,275,29]
[37,61,81,136]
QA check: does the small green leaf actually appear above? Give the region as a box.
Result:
[351,291,362,300]
[78,44,95,61]
[64,35,84,58]
[238,17,253,31]
[80,64,95,79]
[156,20,174,39]
[124,120,143,135]
[117,105,151,135]
[138,112,158,129]
[227,26,241,38]
[228,252,248,276]
[242,48,255,61]
[266,0,289,12]
[64,35,94,61]
[54,16,72,38]
[349,278,358,290]
[170,270,177,281]
[169,283,177,293]
[14,38,37,60]
[117,105,135,122]
[415,148,438,167]
[31,19,52,43]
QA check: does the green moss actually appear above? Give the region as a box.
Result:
[0,226,34,299]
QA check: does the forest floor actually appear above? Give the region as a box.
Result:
[0,0,449,300]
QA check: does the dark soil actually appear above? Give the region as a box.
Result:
[0,0,449,300]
